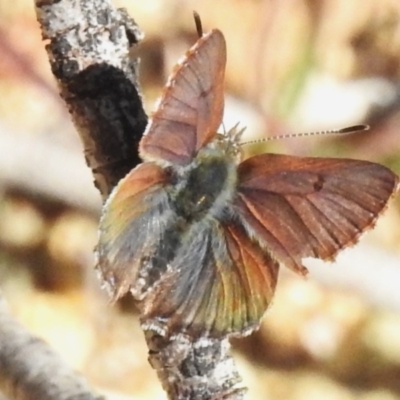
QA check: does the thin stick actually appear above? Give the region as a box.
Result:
[193,11,203,38]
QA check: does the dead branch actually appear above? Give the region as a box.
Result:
[33,0,245,399]
[0,293,104,400]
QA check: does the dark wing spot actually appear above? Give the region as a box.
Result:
[313,175,324,191]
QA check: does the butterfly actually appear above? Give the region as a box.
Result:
[96,25,399,339]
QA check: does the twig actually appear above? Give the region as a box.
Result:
[0,293,103,400]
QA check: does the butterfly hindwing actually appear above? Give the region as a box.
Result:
[140,29,226,166]
[96,162,176,301]
[143,219,279,337]
[236,153,399,275]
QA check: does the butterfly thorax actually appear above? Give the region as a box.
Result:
[169,140,238,223]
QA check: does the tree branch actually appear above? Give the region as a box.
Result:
[34,0,246,399]
[0,294,103,400]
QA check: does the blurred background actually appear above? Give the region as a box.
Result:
[1,0,400,399]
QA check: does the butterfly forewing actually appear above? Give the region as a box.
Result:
[143,220,279,337]
[140,29,226,166]
[236,153,399,275]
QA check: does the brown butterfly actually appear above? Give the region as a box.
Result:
[96,24,399,338]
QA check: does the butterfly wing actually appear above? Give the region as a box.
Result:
[140,29,226,166]
[143,219,279,337]
[96,162,176,301]
[236,153,399,275]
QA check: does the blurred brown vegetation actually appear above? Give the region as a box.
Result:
[0,0,400,399]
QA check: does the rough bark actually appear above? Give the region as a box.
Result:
[36,0,148,200]
[146,332,246,400]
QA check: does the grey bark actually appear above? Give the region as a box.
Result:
[0,294,104,400]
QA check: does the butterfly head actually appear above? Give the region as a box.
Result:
[214,123,246,161]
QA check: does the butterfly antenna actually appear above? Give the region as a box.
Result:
[241,124,369,146]
[193,11,203,38]
[222,121,227,135]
